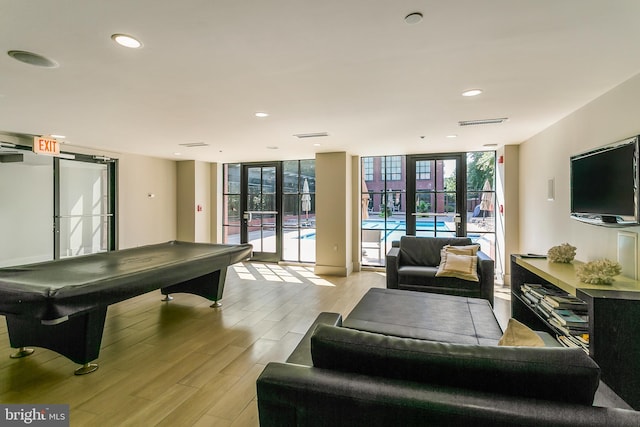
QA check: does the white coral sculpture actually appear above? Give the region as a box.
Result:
[547,243,577,263]
[575,259,622,285]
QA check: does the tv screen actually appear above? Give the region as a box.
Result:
[570,136,639,226]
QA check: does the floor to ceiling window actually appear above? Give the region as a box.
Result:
[361,152,495,267]
[282,160,316,263]
[408,154,465,238]
[223,160,316,263]
[222,163,241,245]
[465,151,496,259]
[361,156,406,265]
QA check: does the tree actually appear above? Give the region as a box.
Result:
[439,153,495,193]
[467,152,495,190]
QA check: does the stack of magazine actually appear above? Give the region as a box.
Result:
[520,283,589,353]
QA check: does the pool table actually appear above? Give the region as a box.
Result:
[0,240,252,374]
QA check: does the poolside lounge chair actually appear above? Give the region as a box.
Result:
[362,229,382,261]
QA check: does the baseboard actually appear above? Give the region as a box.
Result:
[314,263,353,276]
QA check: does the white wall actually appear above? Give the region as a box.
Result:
[176,161,195,242]
[315,152,353,276]
[210,163,223,243]
[496,145,519,282]
[194,161,211,242]
[118,153,177,248]
[519,72,640,264]
[176,160,211,243]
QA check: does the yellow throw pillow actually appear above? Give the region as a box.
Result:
[443,244,480,256]
[435,251,479,282]
[498,318,545,347]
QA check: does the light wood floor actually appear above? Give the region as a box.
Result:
[0,264,510,426]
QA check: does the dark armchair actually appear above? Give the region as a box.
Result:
[386,236,494,305]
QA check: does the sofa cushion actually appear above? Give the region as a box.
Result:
[398,265,438,278]
[399,236,472,267]
[311,324,601,406]
[499,318,545,347]
[396,268,482,296]
[443,244,480,256]
[435,251,479,282]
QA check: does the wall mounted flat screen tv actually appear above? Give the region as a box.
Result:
[570,136,639,226]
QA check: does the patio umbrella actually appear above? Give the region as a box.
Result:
[301,178,311,221]
[362,178,370,220]
[479,180,493,217]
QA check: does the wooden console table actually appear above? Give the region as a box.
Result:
[511,254,640,409]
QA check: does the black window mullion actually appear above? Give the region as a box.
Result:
[53,157,60,259]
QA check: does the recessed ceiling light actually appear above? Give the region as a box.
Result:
[173,152,182,156]
[111,34,143,49]
[266,146,279,150]
[462,89,483,97]
[483,143,498,148]
[313,143,321,147]
[446,134,458,138]
[7,50,58,68]
[255,112,269,118]
[404,12,423,24]
[50,134,65,139]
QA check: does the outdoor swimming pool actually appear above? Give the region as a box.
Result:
[279,217,494,264]
[299,219,460,241]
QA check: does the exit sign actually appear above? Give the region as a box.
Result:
[33,136,60,156]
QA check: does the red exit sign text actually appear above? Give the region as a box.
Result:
[33,137,60,156]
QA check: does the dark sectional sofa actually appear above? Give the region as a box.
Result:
[256,289,640,426]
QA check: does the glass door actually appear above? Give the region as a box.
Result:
[241,163,281,262]
[56,158,116,258]
[0,146,54,267]
[406,154,466,237]
[0,144,116,266]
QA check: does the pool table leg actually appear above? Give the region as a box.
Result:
[74,362,99,375]
[160,268,227,307]
[5,307,108,374]
[9,347,35,359]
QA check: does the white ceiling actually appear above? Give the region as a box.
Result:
[2,0,640,163]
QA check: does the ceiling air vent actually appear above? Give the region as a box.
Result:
[458,118,508,127]
[293,132,329,139]
[178,142,210,148]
